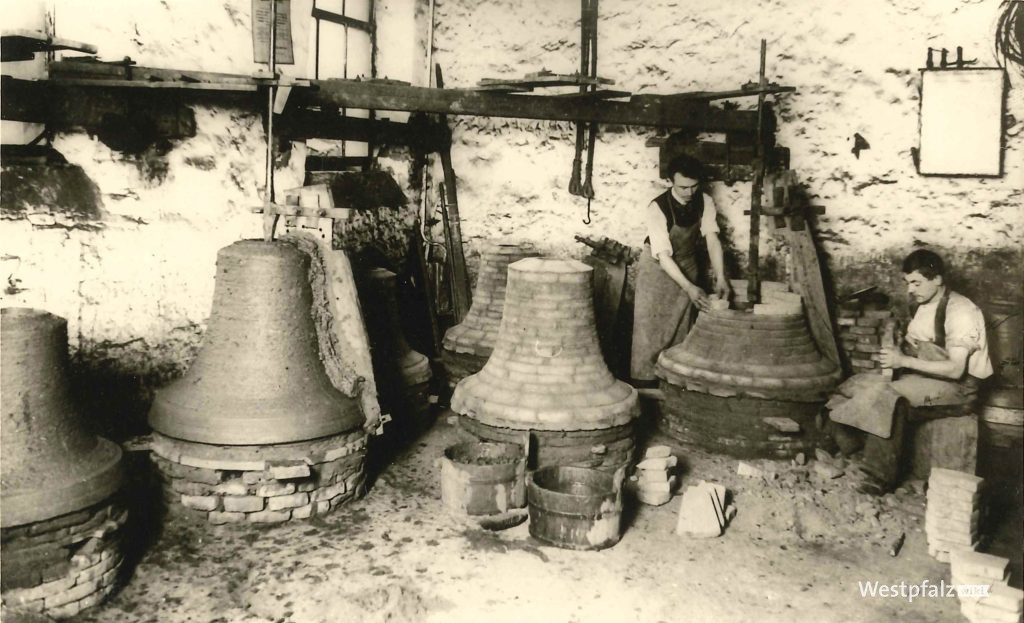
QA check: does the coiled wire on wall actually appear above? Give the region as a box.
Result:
[995,0,1024,71]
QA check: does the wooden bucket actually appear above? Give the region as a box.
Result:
[440,441,526,516]
[527,465,624,551]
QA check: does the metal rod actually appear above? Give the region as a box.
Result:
[366,0,377,171]
[341,0,348,159]
[314,0,320,79]
[263,0,278,241]
[746,38,767,305]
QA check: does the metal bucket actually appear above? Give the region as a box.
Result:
[440,441,526,516]
[527,465,624,550]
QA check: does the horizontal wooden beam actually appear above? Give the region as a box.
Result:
[301,79,760,131]
[275,110,447,149]
[2,30,97,62]
[1,76,198,148]
[311,8,373,33]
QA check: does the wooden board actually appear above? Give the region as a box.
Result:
[785,222,841,367]
[478,73,615,89]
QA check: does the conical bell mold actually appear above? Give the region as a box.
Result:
[451,257,638,430]
[1,308,123,527]
[443,241,538,358]
[148,240,363,445]
[656,309,841,401]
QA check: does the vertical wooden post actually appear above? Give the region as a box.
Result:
[435,64,472,323]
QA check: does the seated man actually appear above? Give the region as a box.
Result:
[828,249,993,493]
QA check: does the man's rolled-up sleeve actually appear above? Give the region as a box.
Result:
[644,201,672,259]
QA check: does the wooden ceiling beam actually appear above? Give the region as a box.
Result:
[301,79,760,132]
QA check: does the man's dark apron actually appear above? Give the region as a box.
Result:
[630,190,703,381]
[829,288,978,438]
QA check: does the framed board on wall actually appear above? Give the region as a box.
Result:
[918,68,1005,177]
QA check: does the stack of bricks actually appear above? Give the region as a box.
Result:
[926,467,983,562]
[150,430,366,524]
[753,281,804,316]
[451,257,639,472]
[632,446,677,506]
[1,500,127,619]
[950,550,1021,622]
[442,241,538,388]
[837,302,895,374]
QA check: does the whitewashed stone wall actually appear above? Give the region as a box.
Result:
[0,0,1020,430]
[430,0,1022,300]
[0,0,422,429]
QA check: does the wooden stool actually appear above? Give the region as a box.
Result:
[908,403,978,478]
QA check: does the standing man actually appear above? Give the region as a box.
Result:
[829,249,993,492]
[630,154,730,388]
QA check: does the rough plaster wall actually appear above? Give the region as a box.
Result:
[0,0,416,435]
[431,0,1023,303]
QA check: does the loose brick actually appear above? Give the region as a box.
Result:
[328,492,353,509]
[930,467,984,491]
[208,511,246,525]
[291,503,315,520]
[849,326,878,336]
[267,492,309,511]
[856,335,880,346]
[318,456,357,482]
[178,455,265,472]
[863,309,893,319]
[101,566,119,586]
[324,445,355,462]
[855,316,884,327]
[171,479,215,496]
[247,510,291,524]
[295,480,317,493]
[222,496,265,513]
[78,589,105,611]
[10,574,77,602]
[979,583,1024,614]
[854,343,883,354]
[344,470,365,491]
[46,576,98,608]
[644,445,673,459]
[169,462,224,485]
[950,550,1010,580]
[267,461,311,480]
[256,482,295,497]
[76,552,116,584]
[637,456,677,471]
[213,479,249,496]
[180,495,220,512]
[28,509,92,536]
[311,482,345,502]
[45,599,82,618]
[242,470,269,485]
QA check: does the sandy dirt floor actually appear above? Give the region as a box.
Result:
[8,405,1020,623]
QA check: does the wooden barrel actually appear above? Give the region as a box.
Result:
[439,442,526,516]
[527,466,623,550]
[986,297,1023,389]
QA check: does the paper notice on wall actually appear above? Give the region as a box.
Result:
[252,0,294,65]
[919,68,1004,176]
